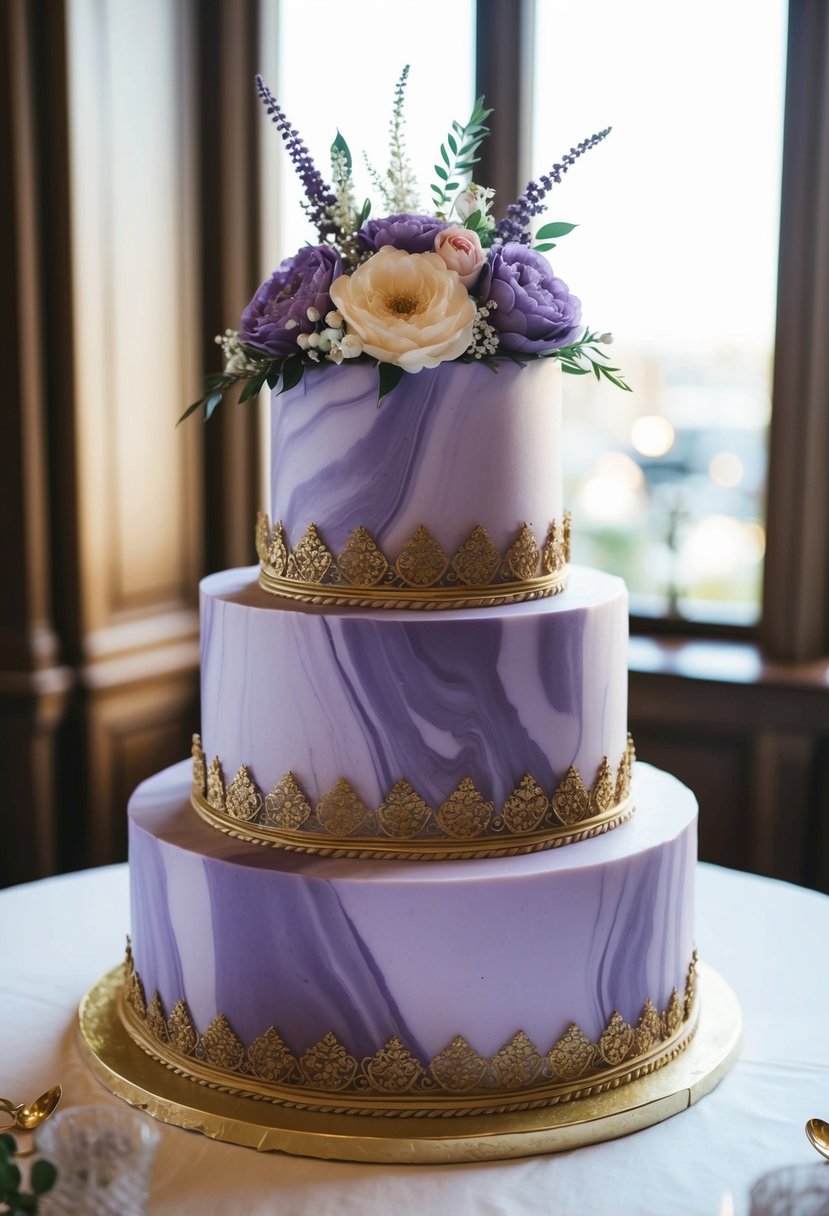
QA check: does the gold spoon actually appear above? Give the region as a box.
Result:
[806,1118,829,1162]
[0,1085,62,1133]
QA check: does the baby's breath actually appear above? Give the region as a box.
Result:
[467,301,499,359]
[214,330,260,375]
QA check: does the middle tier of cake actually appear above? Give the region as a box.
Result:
[196,564,630,858]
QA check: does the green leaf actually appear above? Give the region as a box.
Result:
[464,209,482,231]
[535,221,578,240]
[0,1134,14,1160]
[533,242,556,253]
[447,133,457,154]
[434,164,448,181]
[0,1158,21,1189]
[237,371,266,403]
[279,355,305,395]
[356,197,371,227]
[330,129,352,171]
[266,365,282,390]
[203,371,232,390]
[204,390,223,420]
[177,396,206,425]
[440,144,450,167]
[377,362,405,404]
[31,1159,58,1195]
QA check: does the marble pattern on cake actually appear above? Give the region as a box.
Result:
[128,760,696,1063]
[199,566,628,810]
[269,359,563,558]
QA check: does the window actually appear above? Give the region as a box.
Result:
[532,0,788,625]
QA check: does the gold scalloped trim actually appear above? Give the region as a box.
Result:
[256,515,571,608]
[119,950,699,1118]
[189,735,636,859]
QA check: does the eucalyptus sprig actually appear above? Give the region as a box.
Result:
[431,96,492,217]
[0,1132,57,1214]
[550,330,631,391]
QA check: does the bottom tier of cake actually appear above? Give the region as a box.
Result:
[125,761,697,1117]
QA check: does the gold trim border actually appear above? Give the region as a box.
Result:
[190,736,635,860]
[191,788,634,860]
[117,950,700,1119]
[256,515,571,610]
[78,964,742,1162]
[257,570,569,610]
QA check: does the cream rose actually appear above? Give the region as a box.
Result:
[433,225,485,288]
[328,246,476,373]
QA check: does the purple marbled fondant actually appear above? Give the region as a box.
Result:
[269,359,563,555]
[198,565,628,808]
[128,760,697,1061]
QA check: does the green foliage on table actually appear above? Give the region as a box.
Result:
[0,1133,57,1215]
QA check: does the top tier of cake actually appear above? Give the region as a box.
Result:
[258,359,568,608]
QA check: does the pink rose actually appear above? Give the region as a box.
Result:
[433,226,485,290]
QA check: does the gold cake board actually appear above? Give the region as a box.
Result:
[78,963,740,1165]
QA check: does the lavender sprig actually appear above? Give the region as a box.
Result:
[255,75,338,242]
[495,127,612,245]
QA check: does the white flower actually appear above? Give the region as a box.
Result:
[328,247,476,373]
[454,183,496,223]
[340,334,362,358]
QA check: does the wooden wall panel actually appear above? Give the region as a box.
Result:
[630,645,829,892]
[0,0,267,884]
[82,671,200,867]
[630,728,750,872]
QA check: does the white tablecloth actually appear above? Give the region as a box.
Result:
[1,862,827,1216]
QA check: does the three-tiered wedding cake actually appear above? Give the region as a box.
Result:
[118,71,699,1124]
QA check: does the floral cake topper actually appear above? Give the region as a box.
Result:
[183,67,629,420]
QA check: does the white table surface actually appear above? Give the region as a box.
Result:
[1,862,827,1216]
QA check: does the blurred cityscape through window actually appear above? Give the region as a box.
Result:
[533,1,787,623]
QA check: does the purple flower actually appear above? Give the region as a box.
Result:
[478,244,582,354]
[255,77,338,243]
[240,246,343,357]
[359,213,448,255]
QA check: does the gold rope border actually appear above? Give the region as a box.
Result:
[258,568,569,610]
[190,786,635,860]
[118,960,699,1120]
